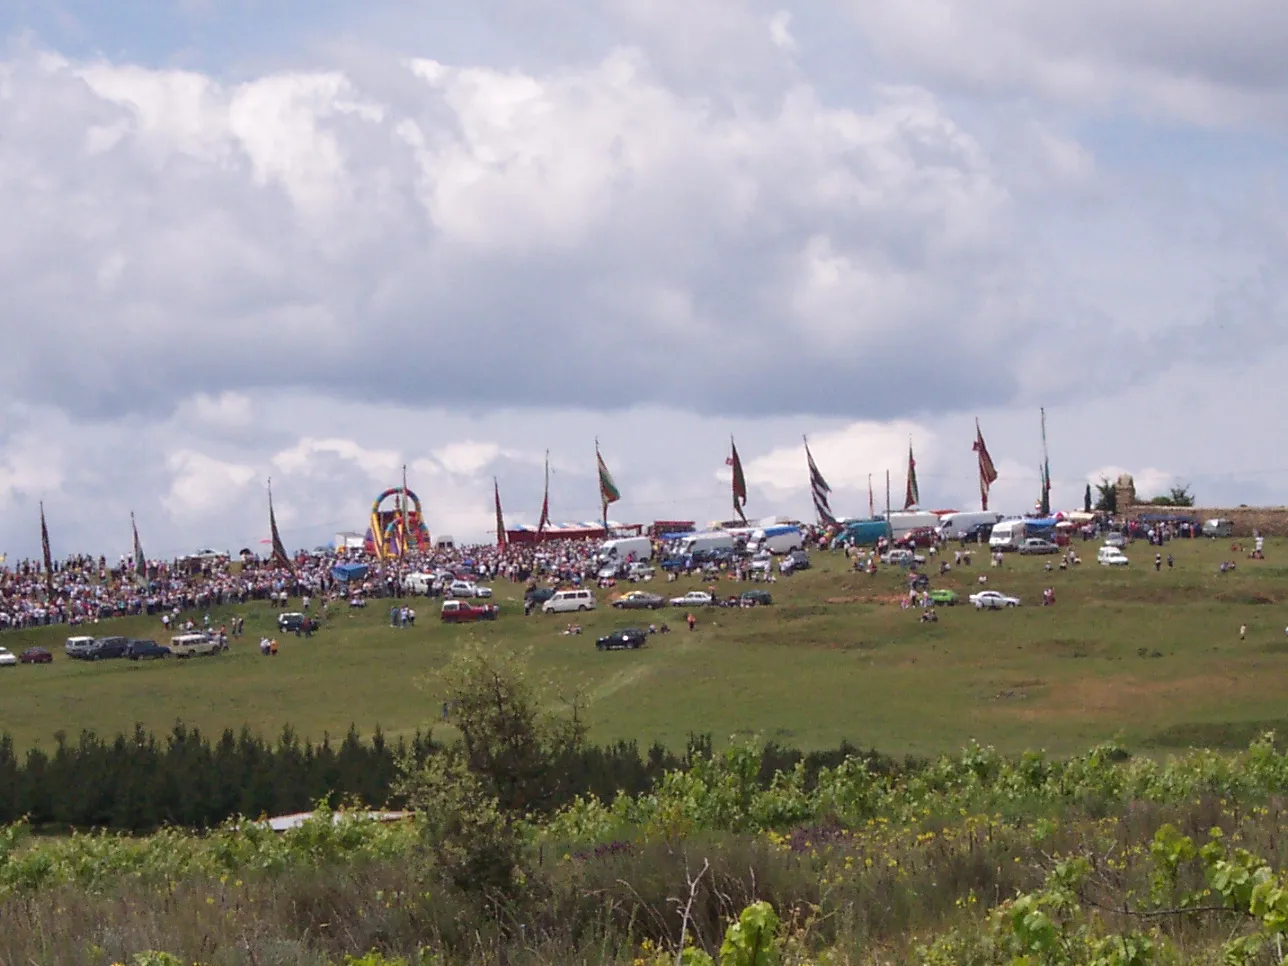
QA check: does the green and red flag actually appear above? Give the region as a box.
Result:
[903,443,920,510]
[728,436,747,523]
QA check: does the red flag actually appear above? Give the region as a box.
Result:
[972,419,999,511]
[903,443,919,510]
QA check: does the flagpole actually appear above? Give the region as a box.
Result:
[401,464,411,557]
[597,439,607,536]
[868,474,874,519]
[885,470,891,525]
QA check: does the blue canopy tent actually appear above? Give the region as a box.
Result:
[331,562,369,583]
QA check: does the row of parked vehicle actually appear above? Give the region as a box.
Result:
[62,633,227,661]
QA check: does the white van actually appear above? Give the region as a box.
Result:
[886,512,941,539]
[938,511,1004,540]
[599,536,652,562]
[746,525,803,555]
[402,572,435,594]
[989,519,1027,551]
[677,531,735,556]
[541,589,597,614]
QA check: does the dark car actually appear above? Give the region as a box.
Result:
[525,587,557,606]
[596,628,647,651]
[781,550,811,573]
[739,589,773,606]
[88,636,130,660]
[277,612,320,633]
[19,647,52,664]
[612,591,666,610]
[126,639,171,661]
[961,523,994,543]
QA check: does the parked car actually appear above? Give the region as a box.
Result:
[127,639,171,660]
[1202,518,1235,538]
[740,589,773,606]
[1097,547,1130,566]
[0,647,16,667]
[896,528,939,548]
[169,633,222,658]
[1018,538,1059,555]
[596,628,648,651]
[969,590,1021,609]
[64,635,97,659]
[625,562,656,579]
[542,589,597,614]
[1102,531,1128,548]
[597,563,624,580]
[277,612,320,633]
[612,591,666,610]
[440,600,500,623]
[881,549,925,566]
[670,591,714,607]
[780,550,811,574]
[18,647,52,664]
[447,580,493,599]
[88,636,130,660]
[525,587,556,607]
[928,589,959,606]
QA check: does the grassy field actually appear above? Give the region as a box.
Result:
[2,536,1287,756]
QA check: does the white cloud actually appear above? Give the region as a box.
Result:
[162,450,257,517]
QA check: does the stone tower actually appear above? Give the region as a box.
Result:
[1114,474,1137,510]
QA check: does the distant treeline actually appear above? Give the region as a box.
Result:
[0,724,911,832]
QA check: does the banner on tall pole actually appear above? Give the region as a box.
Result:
[903,443,920,510]
[596,440,620,533]
[536,452,551,537]
[803,436,837,527]
[728,436,748,524]
[268,480,293,572]
[1039,408,1052,517]
[131,512,147,585]
[973,419,999,511]
[494,477,507,547]
[40,502,54,599]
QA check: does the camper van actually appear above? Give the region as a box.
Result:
[835,519,891,547]
[746,525,803,555]
[886,512,941,540]
[676,531,736,556]
[938,511,1004,541]
[989,519,1027,551]
[599,536,653,563]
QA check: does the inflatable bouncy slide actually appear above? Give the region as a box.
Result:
[364,486,432,558]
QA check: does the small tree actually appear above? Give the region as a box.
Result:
[1093,477,1117,514]
[1083,483,1092,514]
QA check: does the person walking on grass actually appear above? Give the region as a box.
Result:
[1240,623,1247,641]
[686,612,696,632]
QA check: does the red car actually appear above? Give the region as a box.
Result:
[19,647,53,664]
[897,528,939,548]
[440,600,499,623]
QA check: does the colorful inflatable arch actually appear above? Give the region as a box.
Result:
[364,487,432,558]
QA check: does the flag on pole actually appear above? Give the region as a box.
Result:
[903,443,920,510]
[1039,408,1051,517]
[803,436,837,527]
[868,474,874,518]
[131,512,147,583]
[494,477,507,547]
[536,451,551,536]
[596,440,620,532]
[973,419,999,511]
[268,480,293,571]
[729,436,748,523]
[401,464,411,557]
[39,502,54,598]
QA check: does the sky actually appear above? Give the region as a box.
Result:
[3,0,1288,558]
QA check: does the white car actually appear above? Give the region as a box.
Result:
[625,562,656,579]
[0,647,16,667]
[446,580,493,599]
[749,554,773,573]
[670,591,714,607]
[1098,547,1130,566]
[969,591,1021,610]
[881,549,926,566]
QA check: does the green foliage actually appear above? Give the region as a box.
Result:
[1095,476,1118,513]
[719,901,782,966]
[395,750,526,897]
[131,954,184,966]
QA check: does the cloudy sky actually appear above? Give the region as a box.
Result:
[2,0,1286,558]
